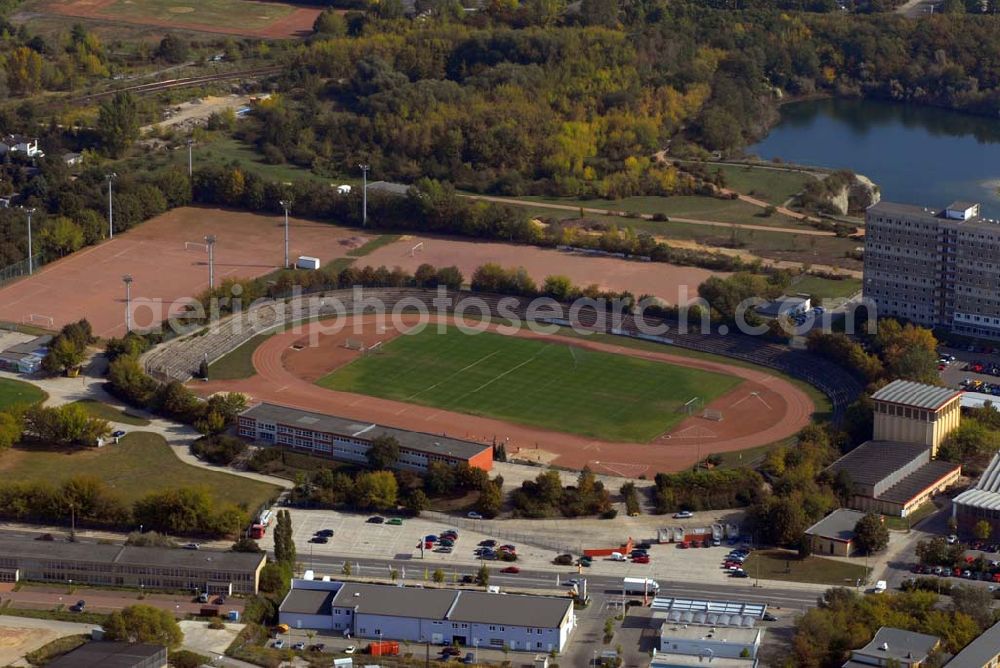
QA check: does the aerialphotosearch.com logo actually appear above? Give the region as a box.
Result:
[126,284,878,343]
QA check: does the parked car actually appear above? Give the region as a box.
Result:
[763,612,777,622]
[308,643,325,652]
[215,595,226,605]
[467,511,483,520]
[479,539,497,547]
[633,555,651,564]
[309,536,328,544]
[501,566,520,574]
[674,510,694,519]
[344,646,356,654]
[464,652,476,664]
[111,430,126,438]
[273,640,285,649]
[183,543,201,550]
[677,541,690,549]
[387,518,403,526]
[317,529,335,537]
[292,642,305,651]
[565,578,580,587]
[70,600,86,612]
[554,554,574,565]
[426,535,439,543]
[435,546,453,554]
[731,569,748,578]
[442,647,461,657]
[367,516,385,524]
[461,575,476,584]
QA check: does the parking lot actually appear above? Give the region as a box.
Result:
[259,508,824,596]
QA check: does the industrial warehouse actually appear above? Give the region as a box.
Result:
[0,537,266,594]
[237,402,494,472]
[278,578,576,653]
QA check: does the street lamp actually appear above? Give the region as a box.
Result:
[205,235,217,289]
[122,274,133,333]
[187,138,195,177]
[359,164,370,227]
[105,172,118,239]
[22,207,35,274]
[279,200,291,268]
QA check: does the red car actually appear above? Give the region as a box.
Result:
[953,567,963,577]
[424,541,434,549]
[677,542,690,549]
[633,555,650,564]
[500,566,520,574]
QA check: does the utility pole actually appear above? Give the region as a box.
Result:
[187,138,195,177]
[122,274,133,333]
[359,164,370,227]
[22,207,35,274]
[105,172,117,239]
[279,200,291,268]
[205,235,217,289]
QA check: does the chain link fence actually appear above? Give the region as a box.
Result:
[0,254,45,287]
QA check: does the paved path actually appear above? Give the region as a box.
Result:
[0,366,292,490]
[463,194,837,237]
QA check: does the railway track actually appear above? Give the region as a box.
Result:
[72,66,285,103]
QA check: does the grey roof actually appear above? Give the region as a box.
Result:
[871,380,961,411]
[948,201,979,211]
[47,642,165,668]
[328,583,571,629]
[944,619,1000,668]
[449,591,572,628]
[852,627,939,664]
[4,335,51,354]
[827,441,929,487]
[877,460,961,504]
[366,181,411,196]
[242,403,490,461]
[281,588,335,616]
[0,537,265,573]
[804,508,867,542]
[953,453,1000,511]
[332,582,459,619]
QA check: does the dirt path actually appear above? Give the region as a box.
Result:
[198,315,815,475]
[463,194,836,237]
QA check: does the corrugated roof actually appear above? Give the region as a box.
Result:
[944,619,1000,668]
[877,460,961,504]
[871,380,961,410]
[826,441,928,487]
[804,508,867,542]
[953,453,1000,511]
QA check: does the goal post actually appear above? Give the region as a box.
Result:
[702,408,724,422]
[365,340,384,356]
[22,313,54,328]
[410,242,424,257]
[678,396,703,416]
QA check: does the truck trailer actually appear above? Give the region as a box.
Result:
[622,577,660,596]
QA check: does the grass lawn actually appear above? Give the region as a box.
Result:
[0,432,278,508]
[318,327,743,442]
[102,0,297,30]
[884,502,939,531]
[67,399,150,426]
[791,275,863,301]
[711,164,816,206]
[518,194,805,229]
[207,332,274,380]
[347,235,402,258]
[742,549,870,586]
[0,378,46,411]
[191,138,326,184]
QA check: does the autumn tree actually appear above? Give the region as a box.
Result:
[104,605,183,648]
[853,512,889,554]
[367,434,400,470]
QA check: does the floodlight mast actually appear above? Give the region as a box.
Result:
[279,200,291,268]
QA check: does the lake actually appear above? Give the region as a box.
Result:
[746,98,1000,218]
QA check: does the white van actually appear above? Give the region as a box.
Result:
[872,580,887,594]
[610,552,626,562]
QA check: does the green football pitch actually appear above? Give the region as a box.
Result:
[317,328,743,443]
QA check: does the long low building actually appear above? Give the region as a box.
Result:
[953,453,1000,539]
[0,537,266,594]
[279,579,576,653]
[238,402,494,472]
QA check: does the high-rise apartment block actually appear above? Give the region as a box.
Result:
[864,200,1000,339]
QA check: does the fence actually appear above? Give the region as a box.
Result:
[0,254,45,287]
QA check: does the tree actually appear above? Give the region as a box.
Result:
[98,91,140,158]
[38,217,84,258]
[273,509,296,566]
[313,9,347,35]
[22,404,109,446]
[475,481,503,519]
[973,519,992,542]
[477,563,490,587]
[432,568,445,585]
[950,585,995,630]
[0,410,24,451]
[853,512,889,554]
[352,471,398,510]
[367,434,400,470]
[42,335,86,375]
[405,489,429,515]
[156,34,189,63]
[104,605,183,648]
[232,536,262,553]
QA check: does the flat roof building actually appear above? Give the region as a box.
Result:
[953,453,1000,539]
[864,201,1000,340]
[279,578,576,653]
[238,402,493,472]
[0,537,266,594]
[46,642,166,668]
[872,380,963,456]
